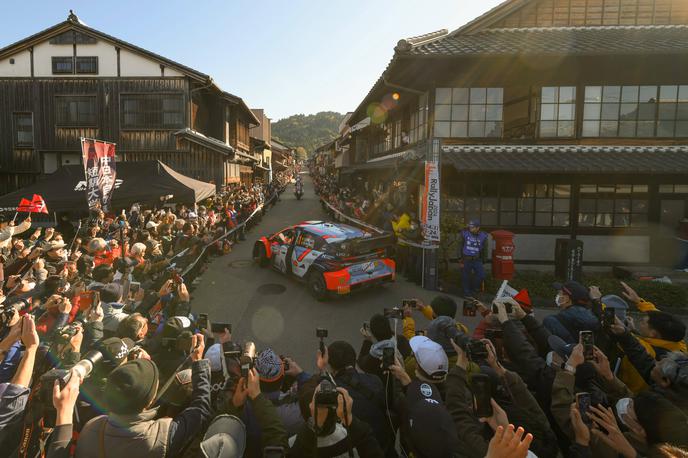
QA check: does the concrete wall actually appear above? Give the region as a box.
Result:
[504,233,651,264]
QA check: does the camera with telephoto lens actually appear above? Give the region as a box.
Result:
[167,266,183,285]
[240,341,256,378]
[38,349,104,426]
[453,334,489,361]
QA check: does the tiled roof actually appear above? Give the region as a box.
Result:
[406,25,688,56]
[442,144,688,174]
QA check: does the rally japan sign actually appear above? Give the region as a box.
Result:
[421,161,440,243]
[81,138,117,211]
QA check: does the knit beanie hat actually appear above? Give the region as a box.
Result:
[370,314,393,341]
[255,348,284,384]
[99,283,123,304]
[105,359,159,414]
[430,295,458,319]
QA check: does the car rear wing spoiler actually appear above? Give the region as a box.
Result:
[348,232,396,256]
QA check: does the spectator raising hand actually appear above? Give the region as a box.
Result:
[485,424,533,458]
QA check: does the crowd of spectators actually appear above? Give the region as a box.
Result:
[0,168,687,458]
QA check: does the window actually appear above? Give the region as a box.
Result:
[578,184,648,228]
[121,94,184,129]
[13,113,33,147]
[75,56,98,74]
[659,184,688,194]
[409,93,428,143]
[434,87,503,138]
[55,96,97,127]
[583,85,688,138]
[443,182,570,227]
[539,87,576,137]
[52,57,73,74]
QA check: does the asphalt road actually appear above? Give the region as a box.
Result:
[191,174,557,372]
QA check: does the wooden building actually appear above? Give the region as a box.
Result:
[343,0,688,267]
[250,109,273,183]
[0,11,259,194]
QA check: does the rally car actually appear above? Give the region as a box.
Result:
[253,221,396,300]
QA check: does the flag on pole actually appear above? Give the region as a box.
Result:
[81,138,117,211]
[17,198,33,212]
[30,194,48,214]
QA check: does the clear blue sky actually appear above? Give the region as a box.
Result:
[1,0,503,120]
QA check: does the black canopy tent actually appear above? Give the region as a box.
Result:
[0,160,216,214]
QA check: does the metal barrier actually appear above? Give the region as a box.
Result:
[180,191,280,280]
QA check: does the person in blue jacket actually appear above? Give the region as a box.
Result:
[457,219,488,298]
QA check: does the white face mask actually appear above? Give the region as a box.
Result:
[616,398,633,427]
[555,294,566,307]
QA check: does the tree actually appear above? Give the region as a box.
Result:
[272,111,345,155]
[295,147,308,162]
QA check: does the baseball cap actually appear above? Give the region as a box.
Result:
[601,294,629,321]
[553,281,590,304]
[468,219,480,227]
[404,379,460,456]
[410,336,449,381]
[98,337,135,369]
[425,316,460,355]
[548,335,574,359]
[200,415,246,458]
[105,359,159,414]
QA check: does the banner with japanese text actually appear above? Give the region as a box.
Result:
[421,160,440,243]
[81,138,117,211]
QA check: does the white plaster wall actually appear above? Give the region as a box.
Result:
[33,40,68,77]
[9,37,185,78]
[119,48,184,77]
[0,49,31,76]
[508,233,650,263]
[76,40,117,76]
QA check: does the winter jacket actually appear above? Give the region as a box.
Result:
[392,213,411,237]
[288,417,384,458]
[543,305,599,344]
[616,329,688,413]
[224,391,289,455]
[617,300,688,394]
[0,220,31,251]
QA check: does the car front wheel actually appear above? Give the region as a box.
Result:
[308,271,328,301]
[255,243,269,267]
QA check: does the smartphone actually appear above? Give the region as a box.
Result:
[362,321,370,333]
[580,331,594,361]
[463,298,478,317]
[382,347,395,371]
[576,392,592,425]
[316,328,328,355]
[603,308,616,329]
[471,373,493,418]
[211,322,232,334]
[197,313,209,330]
[402,299,417,308]
[129,282,141,298]
[492,301,513,314]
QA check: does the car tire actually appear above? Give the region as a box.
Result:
[308,271,328,301]
[255,243,269,267]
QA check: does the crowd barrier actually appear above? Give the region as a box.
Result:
[180,191,281,280]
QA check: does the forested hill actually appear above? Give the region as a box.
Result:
[272,111,345,155]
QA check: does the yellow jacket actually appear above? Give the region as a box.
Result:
[402,305,470,341]
[618,299,688,393]
[392,213,411,237]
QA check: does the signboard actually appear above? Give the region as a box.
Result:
[421,161,440,243]
[81,138,117,211]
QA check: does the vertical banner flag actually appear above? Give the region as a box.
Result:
[81,138,117,211]
[421,161,441,243]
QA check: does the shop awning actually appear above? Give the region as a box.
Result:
[349,146,426,172]
[442,144,688,175]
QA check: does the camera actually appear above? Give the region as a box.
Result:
[463,298,478,317]
[114,256,139,273]
[453,334,488,361]
[315,379,339,408]
[0,305,16,328]
[383,307,404,320]
[402,299,417,308]
[240,341,256,378]
[316,328,328,339]
[54,322,82,344]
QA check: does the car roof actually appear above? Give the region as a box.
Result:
[296,221,370,243]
